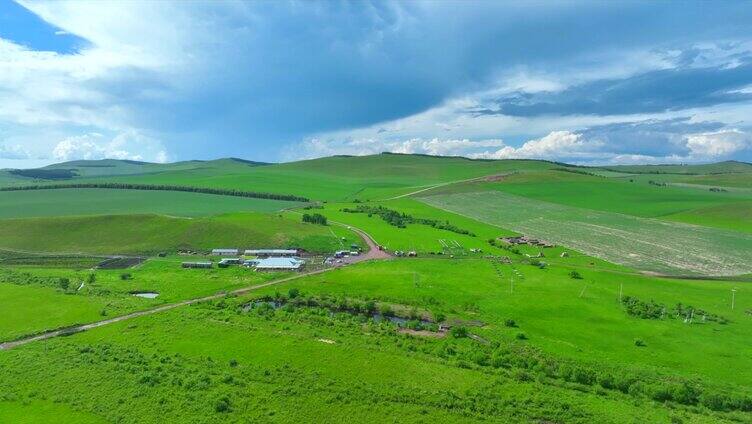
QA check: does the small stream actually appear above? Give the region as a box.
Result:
[244,299,434,328]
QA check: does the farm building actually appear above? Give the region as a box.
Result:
[182,262,212,269]
[253,257,305,271]
[212,248,239,256]
[244,249,299,257]
[218,258,243,268]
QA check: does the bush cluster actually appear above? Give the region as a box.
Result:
[301,213,327,225]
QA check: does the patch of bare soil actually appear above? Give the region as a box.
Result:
[398,328,446,338]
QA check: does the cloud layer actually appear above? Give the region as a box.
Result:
[1,1,752,167]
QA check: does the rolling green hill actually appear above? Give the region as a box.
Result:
[0,188,299,219]
[0,213,358,255]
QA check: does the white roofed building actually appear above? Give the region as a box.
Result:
[253,257,305,271]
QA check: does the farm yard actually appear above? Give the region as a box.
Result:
[1,154,751,423]
[421,191,752,276]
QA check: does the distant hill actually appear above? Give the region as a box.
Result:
[2,153,750,200]
[602,160,752,175]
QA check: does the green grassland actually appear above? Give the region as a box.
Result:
[272,259,752,388]
[0,188,299,219]
[1,258,749,422]
[2,154,752,423]
[602,160,752,175]
[665,201,752,233]
[0,213,358,255]
[459,170,752,218]
[0,255,290,340]
[421,190,752,276]
[1,154,558,201]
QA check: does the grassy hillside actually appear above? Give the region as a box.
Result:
[0,158,269,184]
[0,188,299,219]
[25,154,558,201]
[421,191,752,276]
[0,213,358,255]
[603,160,752,175]
[664,201,752,233]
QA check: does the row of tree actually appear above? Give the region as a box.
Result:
[341,205,475,236]
[0,182,309,202]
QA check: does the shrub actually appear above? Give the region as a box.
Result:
[288,288,300,299]
[504,319,517,328]
[59,278,70,290]
[364,300,377,314]
[228,359,238,367]
[569,270,583,279]
[214,397,231,413]
[378,304,393,317]
[433,312,446,323]
[120,273,132,281]
[450,326,468,338]
[515,332,527,340]
[634,338,646,347]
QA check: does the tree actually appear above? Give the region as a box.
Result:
[302,213,328,225]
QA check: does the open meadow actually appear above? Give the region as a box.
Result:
[1,154,751,423]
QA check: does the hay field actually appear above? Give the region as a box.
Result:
[421,191,752,276]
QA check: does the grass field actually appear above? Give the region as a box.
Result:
[665,201,752,233]
[0,188,300,219]
[0,255,290,341]
[463,170,752,218]
[2,154,558,201]
[2,154,752,423]
[421,191,752,276]
[1,258,749,423]
[0,213,358,255]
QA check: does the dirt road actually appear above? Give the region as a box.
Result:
[0,225,387,351]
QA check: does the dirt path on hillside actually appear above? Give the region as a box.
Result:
[381,172,513,201]
[0,225,387,351]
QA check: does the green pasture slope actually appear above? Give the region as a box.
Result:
[421,190,752,276]
[0,213,358,255]
[0,188,298,219]
[2,154,559,201]
[442,169,752,219]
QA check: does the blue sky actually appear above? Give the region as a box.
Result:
[1,0,752,167]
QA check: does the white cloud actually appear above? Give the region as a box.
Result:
[287,136,506,160]
[471,131,600,160]
[684,129,752,158]
[52,130,168,163]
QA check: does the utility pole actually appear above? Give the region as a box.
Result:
[731,288,737,310]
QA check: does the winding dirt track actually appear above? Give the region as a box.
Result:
[0,225,387,351]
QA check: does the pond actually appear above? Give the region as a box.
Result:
[132,292,159,299]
